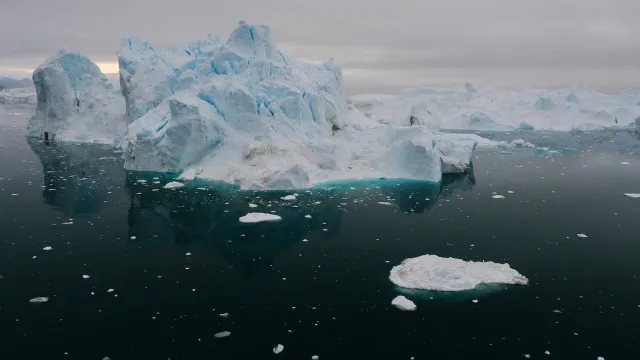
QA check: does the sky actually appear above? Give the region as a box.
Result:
[1,0,639,94]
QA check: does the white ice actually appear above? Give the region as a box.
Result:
[239,212,282,223]
[273,344,284,354]
[391,295,417,311]
[623,193,640,198]
[389,254,528,291]
[577,233,588,238]
[164,181,184,189]
[214,331,231,338]
[492,195,505,199]
[29,297,49,303]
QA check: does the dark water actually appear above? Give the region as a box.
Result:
[2,109,640,359]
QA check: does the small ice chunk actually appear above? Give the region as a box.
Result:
[164,181,184,189]
[378,201,392,205]
[624,193,640,198]
[107,289,114,293]
[281,195,296,201]
[82,275,90,279]
[186,252,192,256]
[545,350,550,355]
[130,236,136,240]
[620,162,631,165]
[273,344,284,354]
[472,299,478,303]
[391,295,416,311]
[239,213,282,223]
[389,254,528,291]
[492,195,505,199]
[29,297,49,303]
[214,331,231,338]
[219,313,230,318]
[249,203,258,208]
[577,233,588,238]
[305,214,312,219]
[507,190,514,194]
[312,356,319,360]
[43,246,52,251]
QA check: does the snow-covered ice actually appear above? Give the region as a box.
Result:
[239,212,282,223]
[29,297,49,303]
[391,295,417,311]
[214,331,231,338]
[281,195,297,201]
[623,193,640,198]
[389,254,528,291]
[42,246,52,251]
[577,233,588,238]
[164,181,184,189]
[273,344,284,354]
[492,195,505,199]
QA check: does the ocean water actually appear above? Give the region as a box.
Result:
[2,107,640,359]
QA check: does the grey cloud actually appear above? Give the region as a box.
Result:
[1,0,639,91]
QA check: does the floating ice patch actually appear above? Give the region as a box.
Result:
[42,246,52,251]
[29,297,49,303]
[577,233,588,238]
[391,295,416,311]
[624,193,640,198]
[620,162,631,165]
[239,213,282,223]
[273,344,284,354]
[214,331,231,338]
[378,202,392,206]
[248,203,258,208]
[164,181,184,189]
[82,275,90,279]
[281,195,297,201]
[389,254,528,291]
[305,214,312,219]
[107,288,114,293]
[492,195,505,199]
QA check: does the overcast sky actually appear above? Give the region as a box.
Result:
[1,0,639,93]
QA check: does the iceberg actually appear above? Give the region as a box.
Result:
[357,85,640,132]
[389,254,528,291]
[28,51,126,144]
[391,295,417,311]
[118,21,478,189]
[0,86,36,105]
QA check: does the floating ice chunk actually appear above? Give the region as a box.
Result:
[624,193,640,198]
[389,254,528,291]
[249,203,258,208]
[219,313,230,318]
[164,181,185,189]
[43,246,52,251]
[107,288,114,293]
[472,299,478,303]
[391,295,417,311]
[281,195,297,201]
[577,233,588,238]
[620,162,631,165]
[304,214,312,219]
[29,297,49,303]
[492,195,505,199]
[545,350,550,355]
[378,202,392,205]
[214,331,231,338]
[273,344,284,354]
[239,212,282,223]
[312,356,319,360]
[82,275,90,279]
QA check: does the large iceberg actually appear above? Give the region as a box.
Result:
[352,86,640,132]
[119,21,476,189]
[28,51,126,144]
[27,22,482,189]
[389,254,528,292]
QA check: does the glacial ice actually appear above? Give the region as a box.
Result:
[27,51,126,144]
[353,86,640,132]
[25,20,640,190]
[391,295,417,311]
[239,212,282,223]
[389,254,528,291]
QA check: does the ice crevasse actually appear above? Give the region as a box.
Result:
[27,21,479,189]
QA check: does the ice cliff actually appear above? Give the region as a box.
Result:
[27,51,126,144]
